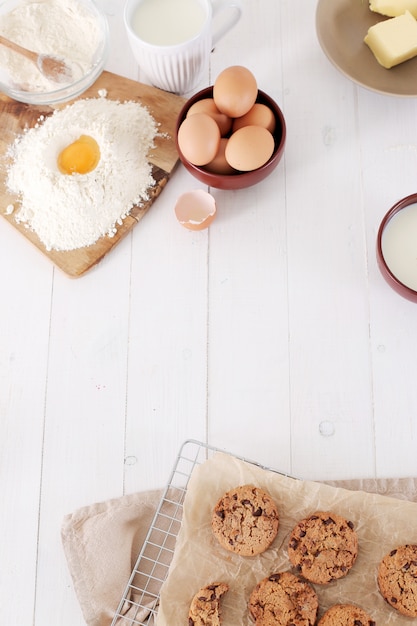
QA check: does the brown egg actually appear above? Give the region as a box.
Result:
[204,138,236,175]
[186,98,232,136]
[225,126,275,172]
[177,113,221,166]
[213,65,258,118]
[232,103,276,134]
[174,189,217,230]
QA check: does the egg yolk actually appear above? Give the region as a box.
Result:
[57,135,100,175]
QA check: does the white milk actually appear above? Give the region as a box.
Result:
[382,203,417,290]
[132,0,207,46]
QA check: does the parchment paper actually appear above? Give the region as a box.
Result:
[157,452,417,625]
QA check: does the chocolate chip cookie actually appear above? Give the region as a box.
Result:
[317,604,376,625]
[377,544,417,616]
[188,582,229,626]
[287,511,358,584]
[211,484,279,556]
[248,571,318,626]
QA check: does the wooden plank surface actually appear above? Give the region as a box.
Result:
[0,70,185,277]
[4,1,417,625]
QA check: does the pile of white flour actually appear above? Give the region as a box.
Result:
[0,0,102,91]
[6,96,159,251]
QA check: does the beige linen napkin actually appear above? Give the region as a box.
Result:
[61,477,417,626]
[62,489,162,626]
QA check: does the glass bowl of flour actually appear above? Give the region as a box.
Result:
[0,0,109,105]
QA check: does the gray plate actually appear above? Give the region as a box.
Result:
[316,0,417,97]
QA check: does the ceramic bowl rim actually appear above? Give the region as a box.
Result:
[376,192,417,303]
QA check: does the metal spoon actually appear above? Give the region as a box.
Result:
[0,35,73,83]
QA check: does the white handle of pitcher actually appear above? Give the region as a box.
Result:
[211,0,242,48]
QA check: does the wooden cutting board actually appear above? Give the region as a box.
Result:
[0,71,186,277]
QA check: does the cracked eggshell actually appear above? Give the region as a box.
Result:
[174,189,217,230]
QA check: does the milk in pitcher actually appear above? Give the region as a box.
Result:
[132,0,207,46]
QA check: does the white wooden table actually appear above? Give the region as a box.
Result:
[2,0,417,623]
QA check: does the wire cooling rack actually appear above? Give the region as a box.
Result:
[110,440,215,625]
[111,439,280,625]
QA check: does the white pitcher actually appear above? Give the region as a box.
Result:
[124,0,242,94]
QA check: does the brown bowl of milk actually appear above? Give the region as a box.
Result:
[377,193,417,302]
[123,0,242,94]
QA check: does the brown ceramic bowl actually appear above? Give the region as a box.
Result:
[376,193,417,303]
[175,87,286,190]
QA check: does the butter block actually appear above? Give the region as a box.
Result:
[369,0,417,19]
[364,10,417,68]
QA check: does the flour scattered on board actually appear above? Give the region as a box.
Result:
[6,97,159,251]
